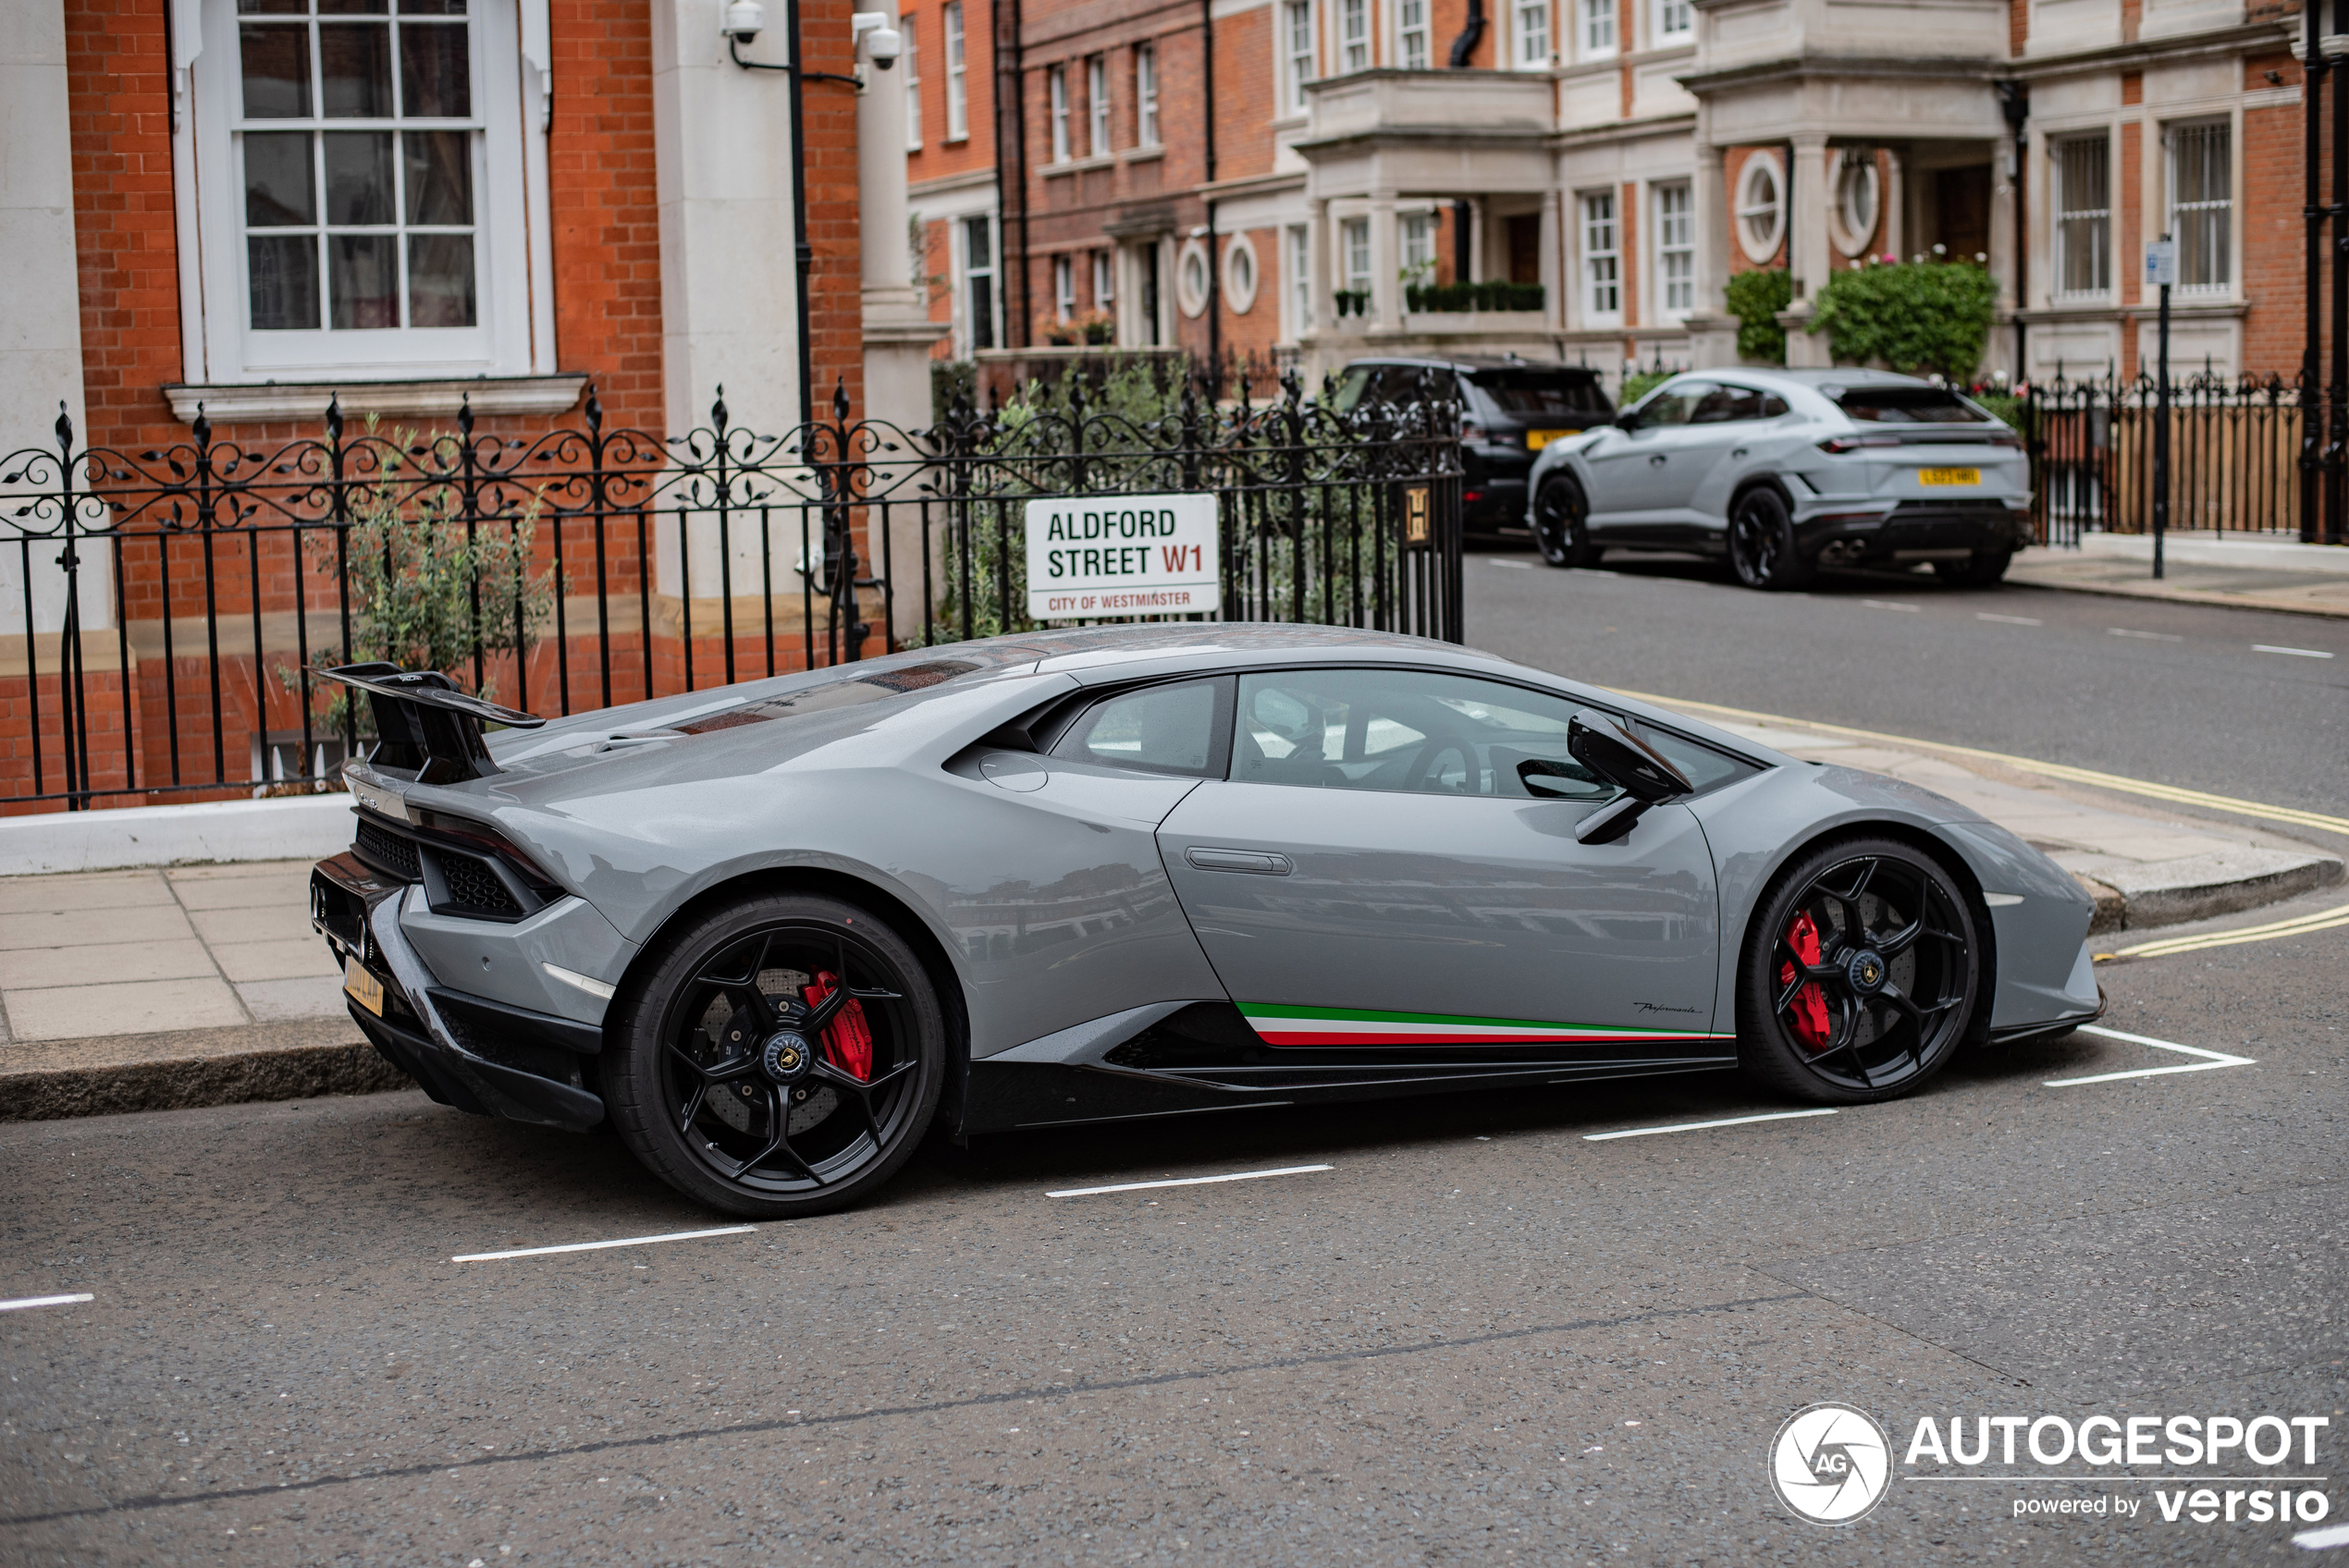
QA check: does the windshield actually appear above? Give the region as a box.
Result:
[1468,370,1612,418]
[1833,386,1991,424]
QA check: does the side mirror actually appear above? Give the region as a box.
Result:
[1613,409,1642,431]
[1567,711,1692,844]
[1516,757,1610,801]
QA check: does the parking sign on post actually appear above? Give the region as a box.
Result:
[1025,494,1223,621]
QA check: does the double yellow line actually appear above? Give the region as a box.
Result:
[1621,691,2349,962]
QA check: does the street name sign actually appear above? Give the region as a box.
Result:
[1025,494,1222,621]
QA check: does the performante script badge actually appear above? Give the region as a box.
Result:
[1770,1403,1892,1525]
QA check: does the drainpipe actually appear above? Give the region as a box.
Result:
[1203,0,1219,389]
[999,0,1030,350]
[786,0,815,425]
[1998,80,2029,385]
[1445,0,1484,67]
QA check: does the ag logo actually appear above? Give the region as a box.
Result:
[1769,1403,1892,1525]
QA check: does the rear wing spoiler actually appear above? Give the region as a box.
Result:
[311,663,546,785]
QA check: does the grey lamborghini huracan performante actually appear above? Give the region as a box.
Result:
[311,628,2103,1217]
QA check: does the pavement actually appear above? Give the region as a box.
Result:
[2008,529,2349,618]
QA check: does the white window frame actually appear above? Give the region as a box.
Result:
[1342,215,1371,292]
[962,214,998,352]
[1733,150,1783,264]
[943,1,968,141]
[1514,0,1551,67]
[1580,190,1620,323]
[1053,254,1076,321]
[1283,0,1316,112]
[2053,133,2111,300]
[903,21,922,148]
[2167,118,2232,295]
[1049,65,1071,163]
[1397,0,1430,69]
[1652,0,1691,44]
[1580,0,1615,57]
[1654,180,1693,319]
[1286,222,1311,337]
[1091,247,1115,311]
[1400,210,1436,282]
[1087,55,1110,157]
[1340,0,1370,71]
[192,0,537,382]
[1136,42,1160,147]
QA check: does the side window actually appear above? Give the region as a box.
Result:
[1689,385,1765,423]
[1632,381,1712,428]
[1052,679,1228,777]
[1759,393,1789,417]
[1331,365,1376,412]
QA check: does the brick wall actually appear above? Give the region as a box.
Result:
[2243,51,2311,375]
[548,0,666,432]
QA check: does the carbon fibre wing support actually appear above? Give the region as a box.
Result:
[311,663,546,785]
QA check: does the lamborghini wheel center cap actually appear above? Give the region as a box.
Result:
[762,1030,815,1084]
[1846,949,1888,994]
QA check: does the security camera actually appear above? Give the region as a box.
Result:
[723,0,765,43]
[853,12,902,68]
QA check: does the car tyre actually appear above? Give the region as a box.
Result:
[605,891,948,1219]
[1933,548,2013,587]
[1737,836,1985,1105]
[1728,486,1814,590]
[1531,475,1600,569]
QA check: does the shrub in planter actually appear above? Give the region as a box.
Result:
[1809,257,1998,382]
[1725,268,1792,365]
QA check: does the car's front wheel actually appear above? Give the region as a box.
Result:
[1728,487,1813,590]
[1737,838,1984,1104]
[1531,474,1600,569]
[605,892,947,1218]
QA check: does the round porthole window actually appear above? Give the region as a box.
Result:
[1735,151,1785,265]
[1222,233,1261,314]
[1833,153,1881,258]
[1176,239,1212,319]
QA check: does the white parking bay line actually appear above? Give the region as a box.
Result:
[1046,1164,1333,1198]
[0,1292,92,1313]
[1583,1108,1838,1141]
[1861,600,1922,612]
[2296,1521,2349,1550]
[2109,627,2184,642]
[451,1225,756,1263]
[2042,1023,2255,1087]
[1491,559,1535,570]
[2256,644,2337,659]
[1977,612,2042,625]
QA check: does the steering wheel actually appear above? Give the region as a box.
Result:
[1406,738,1477,793]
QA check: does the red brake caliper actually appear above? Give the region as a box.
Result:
[799,970,873,1081]
[1778,912,1831,1051]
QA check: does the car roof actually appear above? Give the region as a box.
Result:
[1691,367,1933,389]
[1342,356,1605,378]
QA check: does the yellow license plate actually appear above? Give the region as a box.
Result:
[1918,467,1981,486]
[1525,429,1579,450]
[343,956,386,1016]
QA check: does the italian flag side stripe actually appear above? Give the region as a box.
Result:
[1239,1004,1735,1048]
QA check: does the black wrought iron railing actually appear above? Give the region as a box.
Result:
[0,373,1463,811]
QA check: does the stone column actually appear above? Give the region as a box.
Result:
[1986,141,2018,381]
[1780,133,1834,367]
[1882,147,1904,264]
[1370,194,1400,332]
[1539,188,1565,332]
[1681,140,1737,369]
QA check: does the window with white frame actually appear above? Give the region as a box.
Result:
[1341,0,1369,71]
[1342,215,1371,293]
[1136,43,1159,146]
[1048,65,1070,162]
[903,20,921,148]
[2169,120,2231,292]
[199,0,534,379]
[1581,190,1619,318]
[1087,55,1109,156]
[1285,0,1315,111]
[1653,0,1691,43]
[943,1,968,141]
[1053,255,1075,321]
[1288,223,1311,335]
[1515,0,1550,66]
[1397,0,1429,67]
[964,214,997,350]
[1654,181,1692,315]
[1092,248,1115,310]
[1580,0,1615,56]
[2055,135,2110,297]
[1401,212,1436,287]
[1734,151,1782,263]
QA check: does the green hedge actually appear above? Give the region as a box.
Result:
[1724,268,1792,365]
[1404,280,1546,313]
[1810,259,1998,382]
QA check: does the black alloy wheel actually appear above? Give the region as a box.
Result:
[1738,838,1983,1103]
[1531,475,1599,568]
[606,893,946,1218]
[1933,548,2014,587]
[1728,486,1813,590]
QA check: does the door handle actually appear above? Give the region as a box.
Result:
[1731,447,1748,459]
[1185,846,1294,876]
[1648,454,1666,467]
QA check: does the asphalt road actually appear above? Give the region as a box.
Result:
[1463,548,2349,818]
[4,574,2346,1565]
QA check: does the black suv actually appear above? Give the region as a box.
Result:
[1332,357,1616,535]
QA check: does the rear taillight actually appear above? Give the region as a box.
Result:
[416,810,558,890]
[1816,435,1900,454]
[1988,432,2023,448]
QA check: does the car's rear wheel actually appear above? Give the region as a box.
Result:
[1933,549,2013,587]
[1738,838,1983,1104]
[606,892,946,1218]
[1531,475,1600,568]
[1728,487,1813,590]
